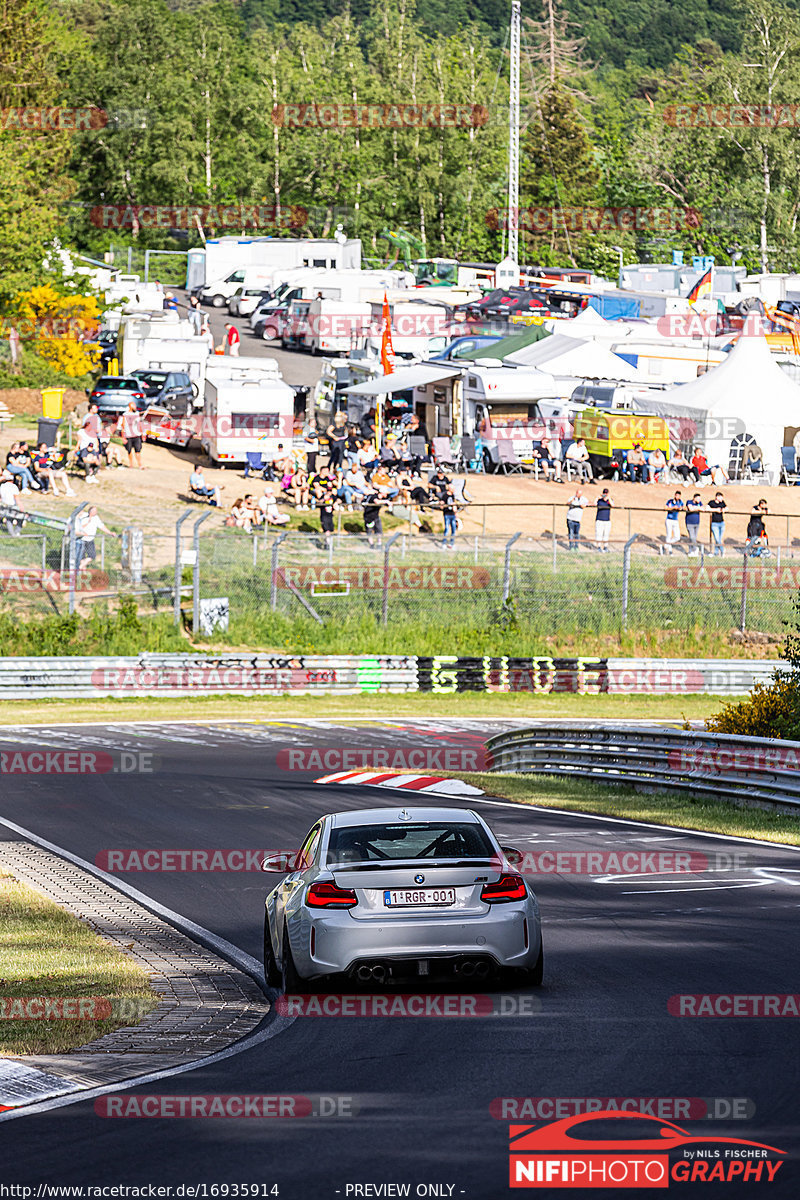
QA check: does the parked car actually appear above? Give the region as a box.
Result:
[257,302,291,342]
[86,375,148,416]
[129,369,197,417]
[262,805,543,988]
[229,286,271,318]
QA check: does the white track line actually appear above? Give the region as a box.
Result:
[0,814,294,1121]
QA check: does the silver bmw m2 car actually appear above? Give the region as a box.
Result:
[262,806,543,989]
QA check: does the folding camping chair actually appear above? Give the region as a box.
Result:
[244,451,267,478]
[432,436,458,471]
[496,439,527,475]
[781,446,800,485]
[459,436,484,473]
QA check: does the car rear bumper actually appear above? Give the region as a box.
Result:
[296,907,540,977]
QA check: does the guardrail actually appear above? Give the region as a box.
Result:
[0,655,786,699]
[486,725,800,809]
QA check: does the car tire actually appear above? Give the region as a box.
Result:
[263,914,281,988]
[211,294,225,308]
[281,926,303,993]
[522,938,544,987]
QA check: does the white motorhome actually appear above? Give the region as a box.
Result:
[118,313,208,392]
[187,236,362,294]
[611,338,732,383]
[201,376,296,465]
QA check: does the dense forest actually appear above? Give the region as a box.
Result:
[3,0,800,309]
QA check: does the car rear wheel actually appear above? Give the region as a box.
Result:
[263,914,281,987]
[281,926,302,992]
[522,938,544,987]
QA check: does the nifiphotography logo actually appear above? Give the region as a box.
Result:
[507,1110,785,1188]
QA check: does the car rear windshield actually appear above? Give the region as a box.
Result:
[326,822,494,863]
[98,378,139,389]
[136,372,168,386]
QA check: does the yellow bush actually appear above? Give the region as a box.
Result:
[706,672,800,740]
[8,285,100,378]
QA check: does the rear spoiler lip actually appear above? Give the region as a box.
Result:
[328,858,500,872]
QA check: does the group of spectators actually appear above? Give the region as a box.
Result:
[189,408,466,548]
[2,440,76,503]
[560,440,731,486]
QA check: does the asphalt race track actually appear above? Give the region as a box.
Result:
[1,718,799,1197]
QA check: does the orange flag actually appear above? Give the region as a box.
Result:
[380,293,395,375]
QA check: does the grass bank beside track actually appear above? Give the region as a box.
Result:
[466,772,800,846]
[0,691,724,726]
[0,872,159,1055]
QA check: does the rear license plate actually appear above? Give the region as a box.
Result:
[384,888,456,908]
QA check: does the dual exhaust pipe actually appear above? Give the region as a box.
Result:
[355,963,387,983]
[458,959,491,979]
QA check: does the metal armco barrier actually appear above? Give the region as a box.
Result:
[486,725,800,809]
[0,655,787,700]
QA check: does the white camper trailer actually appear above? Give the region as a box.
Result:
[201,376,296,465]
[118,313,208,394]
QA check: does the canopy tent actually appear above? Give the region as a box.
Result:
[503,332,645,381]
[662,334,800,479]
[343,363,461,395]
[466,322,551,361]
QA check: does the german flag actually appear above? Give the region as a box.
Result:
[686,266,713,304]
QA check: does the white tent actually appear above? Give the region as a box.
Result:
[662,335,800,479]
[504,332,645,380]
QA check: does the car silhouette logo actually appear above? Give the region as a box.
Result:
[414,874,424,884]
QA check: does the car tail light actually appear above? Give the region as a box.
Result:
[90,391,100,399]
[133,392,145,399]
[306,881,357,909]
[480,874,527,904]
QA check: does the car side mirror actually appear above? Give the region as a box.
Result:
[500,845,524,866]
[262,852,297,872]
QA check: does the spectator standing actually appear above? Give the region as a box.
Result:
[74,505,116,571]
[747,499,769,543]
[594,488,613,552]
[303,421,320,473]
[188,295,203,334]
[0,469,22,532]
[116,401,145,470]
[685,493,703,554]
[315,468,338,547]
[665,491,683,552]
[566,488,588,550]
[224,323,240,356]
[441,486,458,549]
[202,317,215,355]
[708,492,727,556]
[362,486,384,548]
[326,413,347,470]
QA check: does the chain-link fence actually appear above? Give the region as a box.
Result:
[3,509,799,645]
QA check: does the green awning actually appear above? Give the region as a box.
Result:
[472,322,552,360]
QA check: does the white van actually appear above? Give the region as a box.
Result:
[201,377,296,465]
[200,268,274,309]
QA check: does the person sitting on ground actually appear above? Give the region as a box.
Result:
[97,422,125,468]
[626,443,649,483]
[33,443,76,497]
[229,496,253,531]
[357,438,380,476]
[5,443,41,492]
[243,493,263,527]
[647,446,667,482]
[565,438,594,482]
[258,482,290,526]
[76,425,102,481]
[189,464,222,506]
[288,466,312,510]
[339,462,368,512]
[344,425,361,468]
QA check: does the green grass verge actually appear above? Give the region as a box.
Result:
[468,772,800,845]
[0,691,723,726]
[0,872,159,1055]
